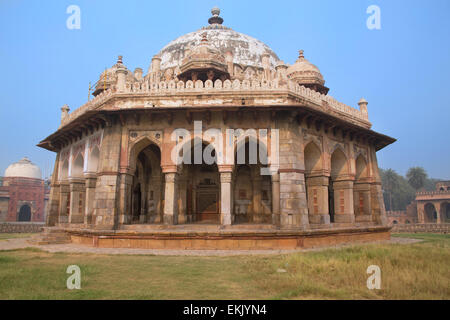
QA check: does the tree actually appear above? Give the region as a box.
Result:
[406,167,427,191]
[382,169,399,211]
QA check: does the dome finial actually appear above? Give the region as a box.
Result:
[208,7,223,25]
[298,50,304,59]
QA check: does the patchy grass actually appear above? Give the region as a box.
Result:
[0,233,35,241]
[0,234,448,300]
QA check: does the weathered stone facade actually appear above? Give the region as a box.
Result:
[37,8,395,248]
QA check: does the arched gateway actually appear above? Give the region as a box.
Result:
[38,8,395,250]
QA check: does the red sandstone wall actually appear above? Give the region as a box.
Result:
[1,177,46,222]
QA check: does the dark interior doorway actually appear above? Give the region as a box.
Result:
[18,205,31,222]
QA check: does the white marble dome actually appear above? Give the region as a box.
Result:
[157,8,280,71]
[4,157,42,179]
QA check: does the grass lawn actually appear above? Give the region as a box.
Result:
[0,233,448,300]
[0,233,35,241]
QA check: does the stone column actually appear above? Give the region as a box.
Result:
[178,178,187,224]
[84,175,97,225]
[118,173,133,225]
[332,180,355,224]
[220,171,232,226]
[417,201,425,223]
[149,176,163,224]
[58,182,70,224]
[252,177,262,223]
[435,202,441,224]
[306,176,330,225]
[277,114,309,229]
[163,172,179,224]
[353,182,372,223]
[46,154,61,226]
[368,147,388,226]
[46,181,61,226]
[69,178,86,224]
[271,172,280,225]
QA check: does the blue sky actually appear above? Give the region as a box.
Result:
[0,0,449,179]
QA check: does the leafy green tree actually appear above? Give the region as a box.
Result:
[406,167,427,191]
[381,169,399,211]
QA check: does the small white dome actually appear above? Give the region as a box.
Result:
[4,157,42,179]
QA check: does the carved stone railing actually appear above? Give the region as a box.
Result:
[416,190,450,196]
[60,89,114,127]
[60,79,369,127]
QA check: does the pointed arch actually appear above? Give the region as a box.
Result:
[304,141,322,175]
[330,148,348,179]
[60,159,69,180]
[234,132,269,168]
[88,146,100,173]
[178,137,220,224]
[72,153,84,178]
[355,154,368,180]
[128,138,163,224]
[129,136,161,172]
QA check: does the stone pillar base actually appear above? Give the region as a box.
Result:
[272,213,280,226]
[163,214,177,225]
[84,214,94,225]
[59,216,69,223]
[334,214,355,224]
[70,214,84,224]
[178,214,187,224]
[309,214,330,225]
[280,213,309,229]
[119,214,131,224]
[93,224,115,230]
[355,214,372,223]
[139,215,146,224]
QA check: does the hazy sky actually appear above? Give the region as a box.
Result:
[0,0,449,179]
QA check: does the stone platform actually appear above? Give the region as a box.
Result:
[42,224,391,250]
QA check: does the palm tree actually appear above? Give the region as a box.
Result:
[383,169,399,211]
[406,167,427,191]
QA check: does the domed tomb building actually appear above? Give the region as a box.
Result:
[0,157,49,223]
[38,8,395,249]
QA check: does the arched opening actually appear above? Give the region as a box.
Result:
[405,220,410,224]
[18,204,31,222]
[304,142,321,173]
[440,187,445,191]
[329,148,349,222]
[233,138,271,224]
[441,202,450,223]
[180,139,220,224]
[88,146,100,173]
[60,159,69,180]
[393,220,398,225]
[424,203,437,223]
[129,142,163,224]
[331,148,348,178]
[355,155,368,180]
[72,154,84,177]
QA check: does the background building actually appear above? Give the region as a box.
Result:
[0,157,49,223]
[387,181,450,225]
